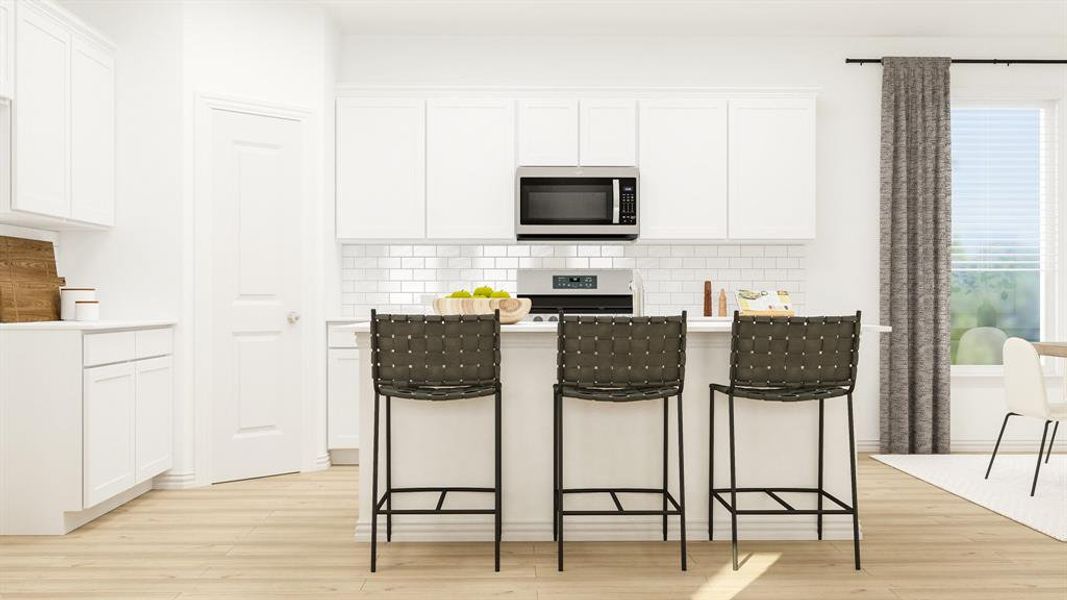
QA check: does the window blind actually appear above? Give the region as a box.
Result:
[951,106,1057,273]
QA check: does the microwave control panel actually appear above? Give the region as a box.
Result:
[619,178,637,225]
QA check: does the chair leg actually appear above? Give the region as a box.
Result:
[817,398,824,541]
[385,395,392,543]
[709,388,715,541]
[556,391,564,572]
[552,389,559,542]
[662,395,669,542]
[846,393,861,571]
[1046,421,1059,464]
[370,391,381,573]
[1032,420,1051,497]
[495,389,502,572]
[985,413,1013,479]
[676,392,688,572]
[728,393,739,571]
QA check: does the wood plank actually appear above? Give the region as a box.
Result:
[1033,342,1067,359]
[0,457,1062,598]
[0,236,63,322]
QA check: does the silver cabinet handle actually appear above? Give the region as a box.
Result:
[287,311,301,324]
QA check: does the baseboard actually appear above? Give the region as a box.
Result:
[859,439,1058,454]
[353,517,860,543]
[152,471,199,490]
[329,448,359,465]
[308,452,332,471]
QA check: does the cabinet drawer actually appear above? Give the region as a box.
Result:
[135,328,173,359]
[83,332,135,367]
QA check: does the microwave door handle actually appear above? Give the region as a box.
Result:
[612,179,620,224]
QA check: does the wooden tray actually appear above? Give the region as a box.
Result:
[432,297,532,324]
[0,236,64,322]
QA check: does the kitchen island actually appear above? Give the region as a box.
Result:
[340,318,888,542]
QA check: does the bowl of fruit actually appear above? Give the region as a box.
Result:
[433,286,532,324]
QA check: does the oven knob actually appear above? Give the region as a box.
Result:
[548,315,559,322]
[533,315,543,322]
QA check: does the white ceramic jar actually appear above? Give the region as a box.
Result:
[74,300,100,322]
[60,288,97,321]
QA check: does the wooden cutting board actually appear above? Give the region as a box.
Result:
[0,236,65,322]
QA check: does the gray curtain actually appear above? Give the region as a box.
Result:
[879,57,953,454]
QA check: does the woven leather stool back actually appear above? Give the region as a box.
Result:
[370,312,501,389]
[729,312,861,390]
[557,314,687,389]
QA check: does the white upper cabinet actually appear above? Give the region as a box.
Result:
[728,97,816,239]
[14,1,70,219]
[517,99,578,166]
[426,98,515,239]
[639,99,728,240]
[70,34,115,226]
[0,0,14,97]
[580,99,637,166]
[336,98,426,239]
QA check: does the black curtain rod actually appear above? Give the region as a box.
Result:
[846,58,1067,65]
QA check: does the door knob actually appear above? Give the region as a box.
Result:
[287,311,301,324]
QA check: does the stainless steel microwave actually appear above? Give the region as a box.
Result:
[515,166,639,240]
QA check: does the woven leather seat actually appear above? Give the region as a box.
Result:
[368,311,503,572]
[709,383,849,402]
[553,313,689,571]
[558,384,682,402]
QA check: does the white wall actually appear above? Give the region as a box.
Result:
[337,33,1067,451]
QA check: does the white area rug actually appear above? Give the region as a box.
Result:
[872,453,1066,541]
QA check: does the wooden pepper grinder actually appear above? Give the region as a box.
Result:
[718,288,728,317]
[703,281,713,317]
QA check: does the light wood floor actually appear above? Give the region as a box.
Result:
[0,456,1063,599]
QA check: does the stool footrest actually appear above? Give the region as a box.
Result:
[375,486,497,515]
[560,487,682,515]
[710,487,854,516]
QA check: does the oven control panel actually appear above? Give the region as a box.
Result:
[553,275,598,290]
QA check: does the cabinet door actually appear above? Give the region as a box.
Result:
[83,362,135,508]
[639,99,728,240]
[426,98,515,239]
[327,348,359,450]
[580,99,636,166]
[134,356,173,483]
[14,2,70,218]
[70,35,115,226]
[336,98,425,239]
[0,0,13,98]
[728,97,816,239]
[517,99,577,166]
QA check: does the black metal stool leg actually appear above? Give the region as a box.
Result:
[386,395,392,543]
[662,395,669,542]
[709,388,715,541]
[986,413,1013,479]
[846,393,861,570]
[676,392,687,571]
[557,391,564,572]
[495,389,502,572]
[370,391,381,572]
[817,398,824,541]
[552,388,559,542]
[728,393,739,571]
[1032,420,1051,497]
[1046,421,1059,464]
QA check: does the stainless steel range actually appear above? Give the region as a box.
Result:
[516,268,643,322]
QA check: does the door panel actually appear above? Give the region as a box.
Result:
[70,35,115,225]
[327,348,359,450]
[580,99,636,166]
[210,108,303,483]
[14,4,69,218]
[83,362,135,508]
[134,356,173,482]
[517,99,578,166]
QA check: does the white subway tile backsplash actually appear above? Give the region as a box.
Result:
[339,243,806,317]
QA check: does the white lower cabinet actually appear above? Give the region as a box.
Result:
[327,348,360,450]
[0,323,175,535]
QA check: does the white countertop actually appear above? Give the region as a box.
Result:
[336,317,890,334]
[0,319,177,331]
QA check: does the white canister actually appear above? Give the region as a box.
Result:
[60,288,96,321]
[74,300,100,322]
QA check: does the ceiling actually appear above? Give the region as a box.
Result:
[321,0,1067,38]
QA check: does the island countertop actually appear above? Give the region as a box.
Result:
[337,317,890,335]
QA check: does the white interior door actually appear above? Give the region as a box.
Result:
[210,108,303,483]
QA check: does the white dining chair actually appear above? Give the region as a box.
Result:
[986,337,1065,496]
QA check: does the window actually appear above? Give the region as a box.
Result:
[950,104,1057,365]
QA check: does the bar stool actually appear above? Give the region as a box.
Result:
[709,312,862,570]
[368,310,503,572]
[553,312,688,571]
